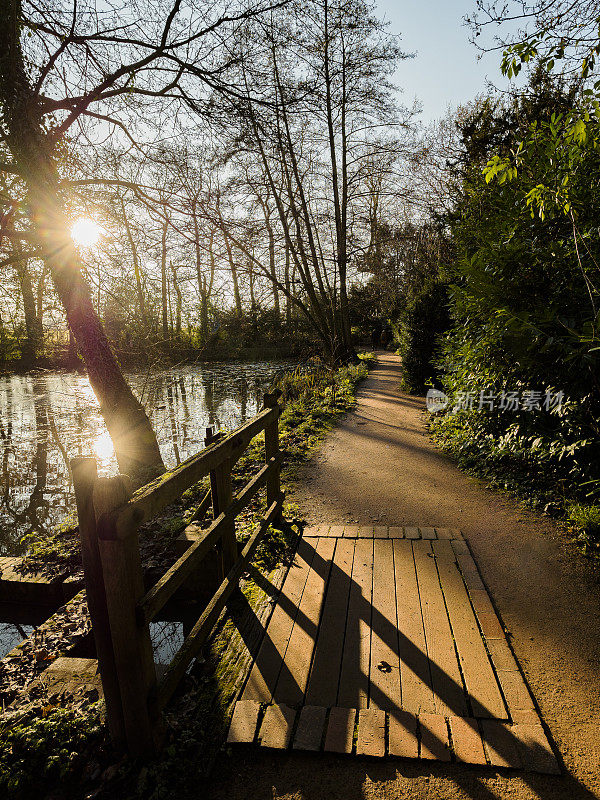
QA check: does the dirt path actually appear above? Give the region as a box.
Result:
[208,352,600,800]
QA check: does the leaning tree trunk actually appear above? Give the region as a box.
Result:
[0,2,165,485]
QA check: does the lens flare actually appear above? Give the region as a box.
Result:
[70,217,103,248]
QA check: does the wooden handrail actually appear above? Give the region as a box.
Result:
[72,397,284,757]
[157,497,283,709]
[108,406,278,540]
[138,512,228,626]
[138,455,282,625]
[228,454,282,518]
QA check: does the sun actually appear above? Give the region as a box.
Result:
[70,217,103,248]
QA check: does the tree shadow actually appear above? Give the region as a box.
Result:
[219,533,597,800]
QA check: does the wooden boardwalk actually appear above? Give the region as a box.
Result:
[227,526,559,773]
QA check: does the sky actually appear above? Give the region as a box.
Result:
[375,0,517,123]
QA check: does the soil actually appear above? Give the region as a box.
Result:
[207,352,600,800]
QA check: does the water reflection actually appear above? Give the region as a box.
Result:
[0,622,34,659]
[0,361,295,557]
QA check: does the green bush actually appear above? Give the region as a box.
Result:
[397,281,450,394]
[567,503,600,555]
[0,704,104,799]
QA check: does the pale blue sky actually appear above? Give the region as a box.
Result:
[376,0,516,123]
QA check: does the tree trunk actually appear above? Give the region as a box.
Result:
[223,229,243,316]
[170,261,182,338]
[66,328,79,369]
[0,2,165,485]
[284,241,292,325]
[323,1,356,361]
[257,198,281,318]
[120,198,147,324]
[13,247,42,366]
[160,216,169,343]
[36,264,47,327]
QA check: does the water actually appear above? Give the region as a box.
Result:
[0,360,296,558]
[0,622,34,660]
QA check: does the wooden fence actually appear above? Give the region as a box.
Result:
[71,392,283,756]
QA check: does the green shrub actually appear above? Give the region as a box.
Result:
[0,704,105,799]
[397,281,450,394]
[567,503,600,555]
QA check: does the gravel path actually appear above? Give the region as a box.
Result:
[208,352,600,800]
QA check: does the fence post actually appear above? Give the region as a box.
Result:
[206,427,237,575]
[263,392,283,520]
[71,457,126,748]
[94,475,162,757]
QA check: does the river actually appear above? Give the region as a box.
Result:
[0,360,297,558]
[0,360,297,660]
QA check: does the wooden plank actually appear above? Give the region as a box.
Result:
[392,539,436,714]
[71,458,125,748]
[0,557,64,604]
[433,540,506,720]
[305,538,356,706]
[388,710,418,759]
[293,705,327,751]
[95,476,160,757]
[228,456,282,519]
[388,527,404,539]
[449,716,487,765]
[114,406,278,537]
[451,541,486,591]
[140,512,229,624]
[227,700,261,744]
[468,589,496,616]
[404,527,420,540]
[419,527,437,540]
[338,538,374,708]
[356,709,386,757]
[435,528,462,540]
[481,720,522,768]
[211,456,236,574]
[478,612,506,640]
[304,525,327,537]
[272,538,335,706]
[450,540,470,556]
[495,670,536,714]
[324,707,355,753]
[419,713,451,761]
[264,400,281,516]
[412,540,468,716]
[242,535,317,702]
[259,704,296,749]
[513,722,560,774]
[511,709,540,725]
[357,526,375,538]
[369,539,401,712]
[486,639,520,672]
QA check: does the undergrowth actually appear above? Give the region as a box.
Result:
[428,407,600,558]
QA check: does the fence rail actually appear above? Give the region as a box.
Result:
[71,392,283,756]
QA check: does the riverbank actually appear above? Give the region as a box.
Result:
[0,355,373,799]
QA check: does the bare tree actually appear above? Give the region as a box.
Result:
[0,0,281,482]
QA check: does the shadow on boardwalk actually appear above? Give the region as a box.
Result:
[209,352,600,800]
